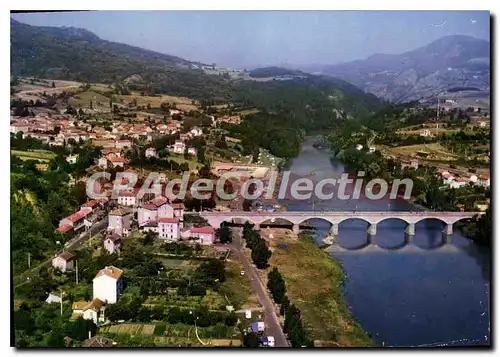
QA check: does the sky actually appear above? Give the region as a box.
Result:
[11,11,490,69]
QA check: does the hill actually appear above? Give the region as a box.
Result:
[248,66,306,78]
[320,35,490,103]
[10,19,381,127]
[10,18,231,101]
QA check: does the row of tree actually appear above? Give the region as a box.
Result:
[243,222,271,269]
[267,267,313,347]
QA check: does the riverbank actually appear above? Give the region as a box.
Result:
[257,229,372,346]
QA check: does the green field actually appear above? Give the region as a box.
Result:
[11,149,56,162]
[68,90,111,109]
[264,233,372,346]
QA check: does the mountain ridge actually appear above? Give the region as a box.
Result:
[319,35,490,102]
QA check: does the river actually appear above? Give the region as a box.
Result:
[278,139,491,347]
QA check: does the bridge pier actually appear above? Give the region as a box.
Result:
[367,223,377,236]
[405,223,415,236]
[443,224,453,236]
[292,224,300,235]
[330,223,339,236]
[255,223,261,231]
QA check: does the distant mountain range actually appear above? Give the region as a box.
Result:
[315,35,490,103]
[10,19,381,118]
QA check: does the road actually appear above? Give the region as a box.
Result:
[230,227,289,348]
[14,218,108,287]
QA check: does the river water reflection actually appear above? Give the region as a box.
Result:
[279,139,491,347]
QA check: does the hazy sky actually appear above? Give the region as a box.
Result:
[11,11,490,69]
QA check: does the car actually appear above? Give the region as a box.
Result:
[240,271,245,276]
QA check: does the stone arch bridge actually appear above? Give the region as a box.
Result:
[192,211,484,236]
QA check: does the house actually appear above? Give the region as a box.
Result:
[10,122,31,134]
[66,154,79,164]
[104,234,122,255]
[477,174,490,187]
[107,208,133,237]
[46,293,62,304]
[171,140,186,154]
[138,196,173,227]
[145,147,157,158]
[115,139,131,149]
[81,335,116,348]
[117,190,136,206]
[187,147,198,156]
[368,147,376,153]
[420,129,433,137]
[190,126,203,137]
[98,157,108,169]
[158,217,180,241]
[52,251,75,272]
[179,133,191,141]
[103,149,121,157]
[172,202,185,224]
[93,266,124,304]
[355,144,363,151]
[401,159,419,170]
[469,174,478,184]
[187,226,215,245]
[250,321,265,333]
[72,298,105,325]
[108,156,128,168]
[450,177,468,189]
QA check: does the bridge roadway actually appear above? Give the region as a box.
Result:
[192,211,483,236]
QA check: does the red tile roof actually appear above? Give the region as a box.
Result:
[118,190,135,197]
[191,226,215,234]
[57,224,72,233]
[141,204,157,210]
[57,251,75,261]
[159,217,180,224]
[152,196,168,207]
[94,266,123,280]
[172,202,185,209]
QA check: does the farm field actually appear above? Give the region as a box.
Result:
[114,92,198,112]
[11,149,56,162]
[68,90,111,110]
[381,143,459,161]
[101,322,241,347]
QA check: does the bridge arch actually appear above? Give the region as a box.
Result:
[338,217,373,226]
[259,217,295,227]
[376,217,411,226]
[297,217,335,227]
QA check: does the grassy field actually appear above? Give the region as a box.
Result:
[382,143,459,161]
[114,92,198,112]
[257,230,372,346]
[168,155,202,171]
[11,149,56,162]
[69,90,111,110]
[220,256,258,310]
[101,322,241,346]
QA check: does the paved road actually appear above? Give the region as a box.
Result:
[230,227,289,348]
[14,218,108,287]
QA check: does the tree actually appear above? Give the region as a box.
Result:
[69,318,97,341]
[51,81,55,88]
[137,306,152,322]
[251,239,271,269]
[243,332,260,348]
[218,226,233,244]
[267,267,286,304]
[143,231,157,246]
